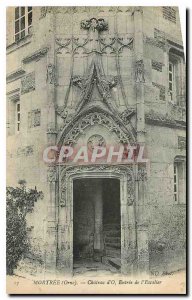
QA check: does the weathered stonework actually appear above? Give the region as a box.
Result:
[21,72,35,94]
[178,136,186,150]
[6,6,186,279]
[22,47,49,63]
[28,109,41,128]
[152,82,166,100]
[17,145,34,157]
[152,60,164,72]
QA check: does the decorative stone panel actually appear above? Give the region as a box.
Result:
[162,7,176,23]
[152,60,163,72]
[17,145,34,157]
[144,36,166,50]
[152,82,165,101]
[178,136,186,150]
[28,109,41,128]
[21,72,35,94]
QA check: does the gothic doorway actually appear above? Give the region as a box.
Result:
[73,178,121,274]
[56,165,136,275]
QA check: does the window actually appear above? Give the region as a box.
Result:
[169,61,174,101]
[169,48,185,106]
[15,7,32,41]
[16,102,20,132]
[173,163,178,202]
[174,158,186,204]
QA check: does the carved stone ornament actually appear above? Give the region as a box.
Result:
[59,165,135,207]
[21,72,35,94]
[81,18,108,32]
[55,36,133,55]
[22,47,49,64]
[135,60,145,83]
[17,145,34,157]
[46,64,56,84]
[28,109,41,128]
[47,165,57,182]
[59,111,134,146]
[40,7,48,18]
[145,109,186,129]
[87,134,106,151]
[137,168,147,181]
[178,136,186,150]
[72,68,119,112]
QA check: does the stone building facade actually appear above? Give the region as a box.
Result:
[6,6,186,277]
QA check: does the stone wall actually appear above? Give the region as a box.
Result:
[6,6,186,275]
[145,123,186,273]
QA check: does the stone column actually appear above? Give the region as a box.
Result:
[133,7,149,275]
[136,168,149,275]
[46,165,57,274]
[45,11,58,275]
[92,179,104,261]
[133,7,145,143]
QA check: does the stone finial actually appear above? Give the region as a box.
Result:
[80,18,108,32]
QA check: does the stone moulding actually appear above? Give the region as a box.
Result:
[57,110,136,146]
[55,36,133,55]
[22,47,49,64]
[7,88,20,102]
[6,68,26,83]
[59,164,135,207]
[40,6,134,16]
[145,110,186,129]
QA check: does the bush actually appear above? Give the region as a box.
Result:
[6,184,43,275]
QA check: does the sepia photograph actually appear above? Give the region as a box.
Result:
[5,3,187,295]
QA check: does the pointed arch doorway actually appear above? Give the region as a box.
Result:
[57,164,137,276]
[73,177,121,274]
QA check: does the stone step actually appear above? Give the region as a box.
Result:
[105,242,121,249]
[105,237,121,243]
[106,248,121,258]
[103,224,121,231]
[104,230,121,237]
[107,258,121,270]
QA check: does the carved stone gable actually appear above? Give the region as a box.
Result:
[72,61,119,114]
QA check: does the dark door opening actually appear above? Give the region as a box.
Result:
[73,178,121,274]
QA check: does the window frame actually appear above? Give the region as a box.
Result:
[173,162,178,202]
[16,101,20,133]
[173,157,186,204]
[14,7,32,42]
[168,49,185,106]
